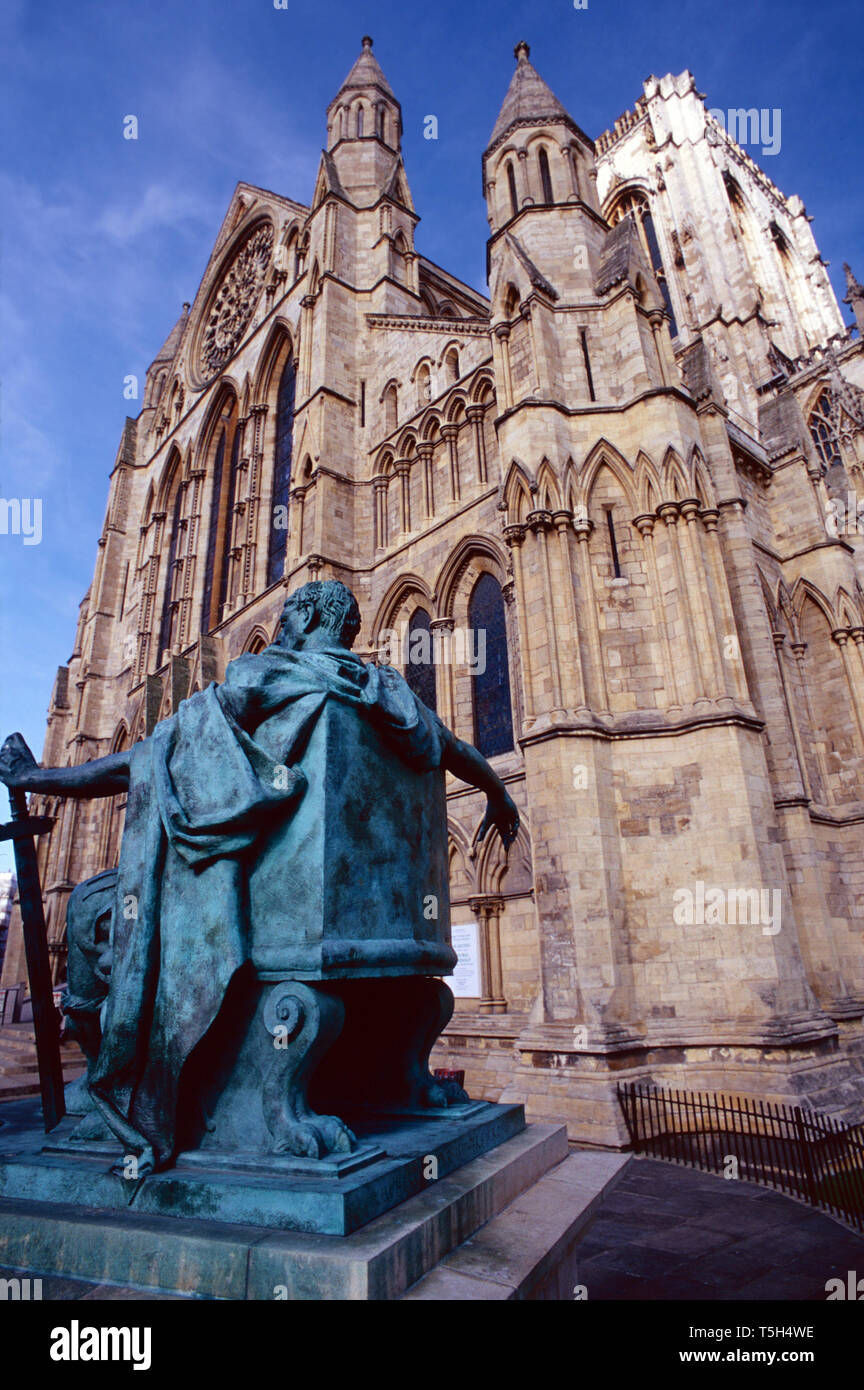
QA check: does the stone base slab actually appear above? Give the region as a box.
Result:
[0,1102,525,1237]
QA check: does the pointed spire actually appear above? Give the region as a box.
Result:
[843,262,864,302]
[488,40,575,151]
[332,35,395,103]
[843,262,864,335]
[150,302,190,367]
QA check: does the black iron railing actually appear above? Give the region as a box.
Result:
[618,1081,864,1233]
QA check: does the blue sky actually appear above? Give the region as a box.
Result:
[0,0,862,866]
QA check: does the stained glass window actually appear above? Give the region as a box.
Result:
[469,573,514,758]
[404,607,437,713]
[200,426,226,634]
[608,189,678,337]
[267,355,296,586]
[216,424,242,616]
[809,391,841,467]
[538,147,554,204]
[157,481,183,661]
[506,162,518,218]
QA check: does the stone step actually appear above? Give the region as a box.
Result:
[0,1070,85,1101]
[402,1149,631,1299]
[0,1058,83,1077]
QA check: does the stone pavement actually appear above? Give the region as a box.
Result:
[577,1156,864,1300]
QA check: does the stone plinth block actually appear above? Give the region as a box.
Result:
[249,698,453,979]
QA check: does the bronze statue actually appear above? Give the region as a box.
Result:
[0,581,518,1175]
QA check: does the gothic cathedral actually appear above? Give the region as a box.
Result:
[6,38,864,1142]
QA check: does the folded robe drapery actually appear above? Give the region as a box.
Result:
[89,645,445,1172]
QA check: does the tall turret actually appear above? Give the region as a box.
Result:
[323,35,411,211]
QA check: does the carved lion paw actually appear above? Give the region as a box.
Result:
[272,1111,356,1160]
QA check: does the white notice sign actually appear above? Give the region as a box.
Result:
[450,922,482,998]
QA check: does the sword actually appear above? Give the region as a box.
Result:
[0,784,64,1130]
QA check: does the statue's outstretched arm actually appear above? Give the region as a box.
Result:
[440,730,520,849]
[0,732,130,798]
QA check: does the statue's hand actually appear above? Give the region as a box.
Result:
[477,789,520,851]
[0,732,39,789]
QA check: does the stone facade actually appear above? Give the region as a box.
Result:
[0,873,15,979]
[4,39,864,1145]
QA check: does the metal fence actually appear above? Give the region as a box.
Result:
[618,1081,864,1233]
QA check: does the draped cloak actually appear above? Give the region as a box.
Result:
[89,644,446,1172]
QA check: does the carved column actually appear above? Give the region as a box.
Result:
[790,639,831,802]
[832,627,864,750]
[772,632,813,801]
[527,508,563,714]
[418,442,434,519]
[572,518,609,714]
[700,508,749,702]
[289,484,306,562]
[441,423,461,503]
[503,523,533,724]
[431,617,455,729]
[679,499,721,700]
[552,509,585,711]
[469,895,507,1015]
[179,468,205,650]
[521,302,542,395]
[493,323,514,411]
[466,404,487,485]
[372,475,389,551]
[244,403,267,599]
[516,148,533,207]
[850,626,864,684]
[648,310,669,386]
[300,294,316,399]
[562,142,581,199]
[501,578,524,736]
[633,513,679,711]
[394,459,411,536]
[657,502,706,705]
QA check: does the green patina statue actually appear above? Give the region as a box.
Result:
[0,581,519,1177]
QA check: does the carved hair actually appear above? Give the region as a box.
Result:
[288,581,361,648]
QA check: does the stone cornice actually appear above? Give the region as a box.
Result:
[365,314,490,335]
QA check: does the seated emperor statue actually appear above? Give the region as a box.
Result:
[0,580,519,1174]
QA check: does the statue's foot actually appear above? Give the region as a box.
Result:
[64,1073,96,1117]
[271,1110,356,1160]
[416,1074,469,1109]
[69,1108,113,1142]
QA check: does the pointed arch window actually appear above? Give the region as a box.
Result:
[809,391,841,467]
[469,573,514,758]
[267,354,297,586]
[607,188,678,337]
[200,397,241,633]
[216,424,242,617]
[404,607,437,713]
[201,426,226,633]
[356,105,364,138]
[157,479,183,662]
[383,383,398,434]
[506,162,519,218]
[538,147,554,204]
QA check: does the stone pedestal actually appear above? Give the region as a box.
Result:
[0,1097,630,1299]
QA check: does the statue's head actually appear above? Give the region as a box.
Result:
[277,580,362,652]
